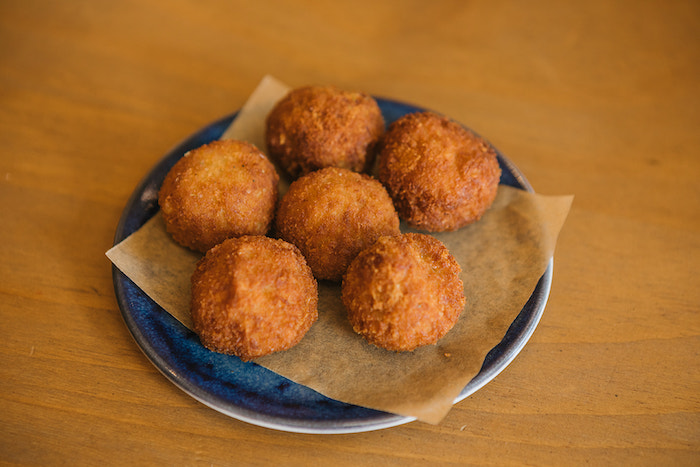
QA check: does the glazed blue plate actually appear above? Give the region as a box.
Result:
[111,98,552,434]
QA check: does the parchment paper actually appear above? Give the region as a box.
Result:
[107,75,573,424]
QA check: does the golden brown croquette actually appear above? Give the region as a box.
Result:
[377,111,501,232]
[341,233,465,352]
[190,236,318,361]
[158,139,279,252]
[265,85,385,178]
[275,167,400,281]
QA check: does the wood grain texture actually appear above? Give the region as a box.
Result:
[1,0,698,465]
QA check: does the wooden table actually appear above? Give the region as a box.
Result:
[2,1,698,464]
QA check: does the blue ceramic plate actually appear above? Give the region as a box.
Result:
[112,98,552,434]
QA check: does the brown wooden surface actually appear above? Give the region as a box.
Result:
[1,1,698,465]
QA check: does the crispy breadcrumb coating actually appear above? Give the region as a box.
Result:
[377,111,501,232]
[276,167,400,281]
[341,233,465,351]
[158,139,279,252]
[191,236,318,361]
[266,85,384,178]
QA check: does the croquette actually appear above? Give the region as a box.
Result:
[158,139,279,252]
[377,111,501,232]
[265,85,385,178]
[275,167,400,281]
[341,233,465,352]
[190,236,318,361]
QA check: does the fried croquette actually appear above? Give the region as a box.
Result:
[275,167,400,282]
[341,233,465,352]
[265,85,385,178]
[158,139,279,252]
[190,236,318,361]
[377,111,501,232]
